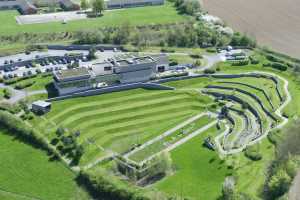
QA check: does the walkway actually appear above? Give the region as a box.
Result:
[0,83,47,104]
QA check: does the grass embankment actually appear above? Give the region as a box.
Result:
[0,129,89,200]
[0,3,187,36]
[128,115,214,162]
[154,126,233,200]
[30,88,212,166]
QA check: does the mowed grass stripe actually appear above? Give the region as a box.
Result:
[96,113,194,153]
[65,97,199,129]
[48,90,177,120]
[102,115,191,151]
[77,102,198,133]
[84,107,200,147]
[80,110,195,143]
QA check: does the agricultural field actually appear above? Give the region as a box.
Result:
[202,0,300,58]
[0,128,89,200]
[0,2,187,36]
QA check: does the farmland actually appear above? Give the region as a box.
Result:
[0,128,89,200]
[202,0,300,58]
[0,2,187,36]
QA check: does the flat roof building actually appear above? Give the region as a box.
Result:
[53,54,169,96]
[32,100,51,114]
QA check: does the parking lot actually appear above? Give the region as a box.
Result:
[16,11,87,25]
[0,50,123,79]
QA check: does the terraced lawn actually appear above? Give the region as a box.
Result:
[30,88,212,166]
[128,115,214,163]
[0,129,89,200]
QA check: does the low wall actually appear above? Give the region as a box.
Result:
[47,82,174,101]
[47,44,123,51]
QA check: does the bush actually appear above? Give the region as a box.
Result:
[249,56,260,64]
[244,145,262,161]
[231,59,249,66]
[204,69,216,74]
[3,88,11,99]
[77,170,151,200]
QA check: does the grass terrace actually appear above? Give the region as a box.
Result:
[30,88,212,166]
[128,114,215,163]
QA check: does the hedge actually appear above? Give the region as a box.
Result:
[15,80,36,90]
[0,111,53,154]
[77,170,151,200]
[4,74,37,85]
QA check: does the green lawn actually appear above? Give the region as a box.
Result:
[30,88,213,166]
[0,3,187,36]
[128,115,214,162]
[154,126,232,200]
[0,129,89,200]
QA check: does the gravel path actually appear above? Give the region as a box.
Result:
[289,170,300,200]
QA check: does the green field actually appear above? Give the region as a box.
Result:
[0,2,187,36]
[154,126,232,200]
[30,88,212,166]
[0,129,89,200]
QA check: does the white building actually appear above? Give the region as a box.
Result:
[105,0,164,9]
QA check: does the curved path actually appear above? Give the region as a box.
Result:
[211,71,291,155]
[0,83,47,104]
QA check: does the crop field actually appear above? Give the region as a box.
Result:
[0,129,89,200]
[202,0,300,58]
[0,2,187,36]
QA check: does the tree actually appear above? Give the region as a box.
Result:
[268,169,292,198]
[80,0,89,10]
[92,0,105,16]
[87,46,97,60]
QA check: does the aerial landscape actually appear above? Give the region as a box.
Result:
[0,0,300,200]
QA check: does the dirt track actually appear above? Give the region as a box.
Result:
[202,0,300,59]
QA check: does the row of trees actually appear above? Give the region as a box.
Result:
[51,127,84,165]
[74,21,255,49]
[81,0,105,16]
[264,122,300,199]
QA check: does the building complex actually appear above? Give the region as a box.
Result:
[53,54,169,95]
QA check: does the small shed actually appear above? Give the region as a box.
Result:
[32,100,51,114]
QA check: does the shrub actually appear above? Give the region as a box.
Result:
[231,59,249,66]
[244,145,262,161]
[204,69,216,74]
[249,56,260,64]
[3,88,11,99]
[77,169,151,200]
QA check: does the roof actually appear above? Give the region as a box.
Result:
[151,54,169,66]
[54,68,91,82]
[114,56,155,67]
[91,62,113,76]
[32,100,51,108]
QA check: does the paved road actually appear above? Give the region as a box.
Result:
[0,83,47,104]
